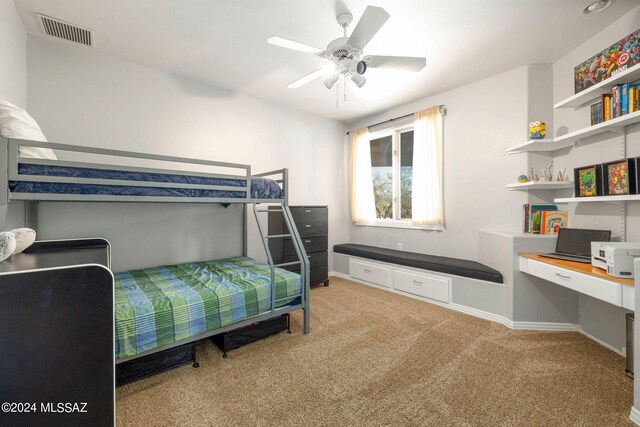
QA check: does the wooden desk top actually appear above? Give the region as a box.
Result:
[519,253,635,287]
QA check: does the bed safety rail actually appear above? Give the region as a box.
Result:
[1,137,274,204]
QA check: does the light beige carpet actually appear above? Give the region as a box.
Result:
[116,277,633,426]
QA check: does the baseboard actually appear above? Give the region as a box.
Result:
[510,321,579,332]
[579,327,625,356]
[630,407,640,426]
[329,272,580,334]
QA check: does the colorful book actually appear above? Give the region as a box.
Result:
[612,85,622,118]
[529,204,557,234]
[541,211,568,235]
[602,94,612,121]
[523,204,530,233]
[621,84,629,115]
[628,84,640,113]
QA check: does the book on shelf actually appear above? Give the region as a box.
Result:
[523,204,558,234]
[540,211,568,235]
[602,93,612,121]
[590,102,603,125]
[596,83,640,123]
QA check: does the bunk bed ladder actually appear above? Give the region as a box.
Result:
[252,203,311,334]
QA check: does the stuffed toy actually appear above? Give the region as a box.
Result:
[12,228,36,253]
[0,228,36,261]
[0,232,17,262]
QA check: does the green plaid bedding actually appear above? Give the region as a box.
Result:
[114,257,301,359]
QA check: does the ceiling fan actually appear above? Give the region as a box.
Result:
[267,6,426,90]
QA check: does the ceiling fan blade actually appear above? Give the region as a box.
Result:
[287,69,325,88]
[366,55,426,72]
[347,6,390,51]
[267,36,325,55]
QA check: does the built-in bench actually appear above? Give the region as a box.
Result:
[333,243,503,284]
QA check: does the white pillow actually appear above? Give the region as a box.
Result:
[0,100,57,160]
[10,228,36,254]
[0,232,16,262]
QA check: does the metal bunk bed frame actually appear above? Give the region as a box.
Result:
[0,137,311,362]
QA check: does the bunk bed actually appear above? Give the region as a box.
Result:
[0,137,311,365]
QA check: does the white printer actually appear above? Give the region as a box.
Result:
[591,242,640,278]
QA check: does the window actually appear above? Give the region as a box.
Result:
[349,106,444,230]
[369,126,415,223]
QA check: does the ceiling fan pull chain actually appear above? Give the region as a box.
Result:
[344,75,347,102]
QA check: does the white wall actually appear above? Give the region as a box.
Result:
[0,0,26,108]
[26,36,349,272]
[346,66,530,261]
[1,0,27,230]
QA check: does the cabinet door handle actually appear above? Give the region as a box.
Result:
[305,209,311,213]
[304,225,311,228]
[555,273,571,280]
[305,240,311,243]
[413,280,423,285]
[364,269,372,273]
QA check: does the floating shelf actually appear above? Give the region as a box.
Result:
[507,181,574,191]
[553,110,640,145]
[554,63,640,109]
[555,194,640,203]
[506,139,574,154]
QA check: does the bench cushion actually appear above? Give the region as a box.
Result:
[333,243,503,284]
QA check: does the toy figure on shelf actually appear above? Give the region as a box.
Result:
[528,120,547,140]
[556,167,567,181]
[529,168,535,182]
[541,161,553,181]
[518,173,528,183]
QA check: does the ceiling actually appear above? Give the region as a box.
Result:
[13,0,639,122]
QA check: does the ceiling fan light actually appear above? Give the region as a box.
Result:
[322,62,337,74]
[351,73,366,88]
[356,60,368,75]
[324,74,339,89]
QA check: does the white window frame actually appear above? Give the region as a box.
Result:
[357,124,438,230]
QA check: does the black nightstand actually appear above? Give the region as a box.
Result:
[268,205,329,286]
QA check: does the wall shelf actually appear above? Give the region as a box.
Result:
[507,181,574,191]
[506,139,574,154]
[553,109,640,145]
[555,194,640,203]
[554,62,640,109]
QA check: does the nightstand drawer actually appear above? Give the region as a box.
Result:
[282,265,328,285]
[290,207,328,224]
[285,251,327,268]
[296,222,328,238]
[284,236,327,256]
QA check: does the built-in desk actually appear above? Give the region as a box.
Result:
[519,253,634,310]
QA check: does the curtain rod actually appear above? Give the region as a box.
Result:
[345,104,446,135]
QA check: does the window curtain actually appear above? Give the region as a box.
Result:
[412,106,444,226]
[349,127,376,222]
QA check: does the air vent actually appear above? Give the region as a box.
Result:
[37,14,93,47]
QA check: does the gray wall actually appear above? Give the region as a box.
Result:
[346,66,530,261]
[25,36,350,272]
[550,6,640,351]
[0,0,26,108]
[1,0,27,230]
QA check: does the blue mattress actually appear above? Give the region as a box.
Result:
[9,163,284,199]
